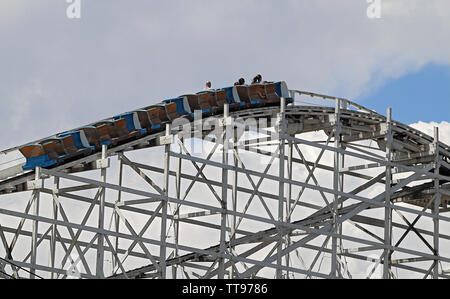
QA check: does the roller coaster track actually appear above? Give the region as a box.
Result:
[0,90,449,279]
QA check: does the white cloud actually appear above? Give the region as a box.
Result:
[1,0,450,151]
[409,121,450,146]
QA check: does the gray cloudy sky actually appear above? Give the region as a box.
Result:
[1,0,449,150]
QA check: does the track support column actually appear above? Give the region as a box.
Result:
[96,144,108,278]
[331,98,341,278]
[433,127,441,279]
[30,166,42,279]
[160,124,171,279]
[286,139,293,278]
[173,135,183,279]
[277,97,286,279]
[219,104,230,279]
[383,108,393,279]
[112,152,123,274]
[50,176,59,279]
[339,100,347,276]
[229,132,238,279]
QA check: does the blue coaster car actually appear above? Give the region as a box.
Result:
[163,97,191,115]
[216,87,242,111]
[113,112,147,135]
[19,144,57,171]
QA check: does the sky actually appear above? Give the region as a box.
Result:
[361,63,450,124]
[0,0,449,279]
[0,0,449,150]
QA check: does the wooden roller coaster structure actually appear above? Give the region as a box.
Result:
[0,89,449,279]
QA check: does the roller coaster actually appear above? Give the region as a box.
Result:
[0,81,449,279]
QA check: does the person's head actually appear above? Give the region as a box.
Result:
[238,78,245,85]
[206,81,212,89]
[252,74,262,84]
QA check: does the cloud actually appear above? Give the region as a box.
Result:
[409,121,450,146]
[1,0,450,150]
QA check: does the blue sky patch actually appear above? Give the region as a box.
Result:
[360,63,450,124]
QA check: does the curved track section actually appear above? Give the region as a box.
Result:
[0,90,449,279]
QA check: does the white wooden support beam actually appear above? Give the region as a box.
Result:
[384,108,393,279]
[277,97,286,279]
[219,104,230,279]
[159,124,171,279]
[96,144,107,278]
[433,127,441,279]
